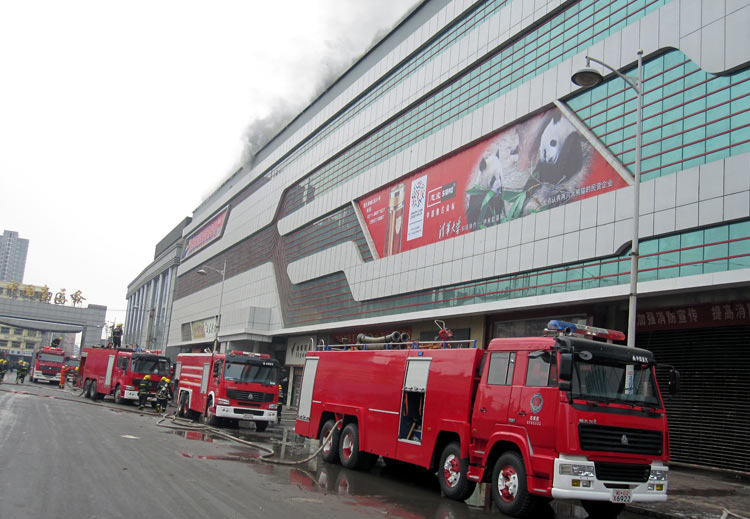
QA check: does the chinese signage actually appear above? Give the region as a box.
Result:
[0,282,85,306]
[637,302,750,330]
[358,106,629,257]
[183,207,229,258]
[189,317,218,340]
[285,336,317,366]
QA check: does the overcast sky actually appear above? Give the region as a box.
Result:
[0,0,416,332]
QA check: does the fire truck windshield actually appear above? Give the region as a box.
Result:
[38,353,64,363]
[571,361,661,408]
[131,357,170,376]
[224,361,278,385]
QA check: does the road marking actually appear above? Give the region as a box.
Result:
[121,434,141,439]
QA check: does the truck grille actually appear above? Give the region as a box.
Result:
[579,424,663,455]
[595,462,651,483]
[42,366,61,373]
[226,389,273,403]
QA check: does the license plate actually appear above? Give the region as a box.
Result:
[611,489,632,503]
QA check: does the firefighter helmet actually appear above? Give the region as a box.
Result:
[161,376,168,382]
[144,375,151,380]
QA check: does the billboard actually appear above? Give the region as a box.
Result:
[183,207,228,258]
[358,107,629,258]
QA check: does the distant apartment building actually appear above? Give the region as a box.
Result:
[0,230,29,282]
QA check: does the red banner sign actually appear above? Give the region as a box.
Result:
[184,208,228,258]
[358,107,629,257]
[637,302,750,330]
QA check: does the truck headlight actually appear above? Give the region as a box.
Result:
[269,404,278,410]
[217,398,230,405]
[559,464,595,478]
[649,469,668,481]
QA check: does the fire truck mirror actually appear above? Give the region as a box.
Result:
[559,353,573,381]
[668,368,680,395]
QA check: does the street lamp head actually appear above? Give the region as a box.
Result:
[571,67,604,88]
[196,269,208,275]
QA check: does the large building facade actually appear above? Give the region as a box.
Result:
[0,230,29,282]
[163,0,750,473]
[125,218,191,351]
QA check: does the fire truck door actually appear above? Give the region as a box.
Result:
[297,357,319,421]
[200,363,210,394]
[104,355,116,388]
[514,351,559,465]
[472,351,516,444]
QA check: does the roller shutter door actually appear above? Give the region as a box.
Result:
[638,326,750,473]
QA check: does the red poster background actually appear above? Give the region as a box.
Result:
[358,107,629,258]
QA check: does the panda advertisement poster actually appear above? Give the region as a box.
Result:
[357,106,630,258]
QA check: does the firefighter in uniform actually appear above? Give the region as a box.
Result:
[138,375,151,409]
[59,364,70,388]
[112,324,123,348]
[0,359,7,383]
[156,377,170,413]
[277,384,285,423]
[16,360,28,384]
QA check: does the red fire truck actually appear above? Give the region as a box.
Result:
[295,321,679,518]
[80,347,171,405]
[30,346,66,384]
[175,351,280,431]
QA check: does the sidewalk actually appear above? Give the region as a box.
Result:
[625,467,749,519]
[276,409,748,519]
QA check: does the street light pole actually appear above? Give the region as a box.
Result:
[197,258,227,353]
[572,50,643,348]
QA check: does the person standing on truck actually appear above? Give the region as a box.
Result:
[156,377,170,413]
[138,375,151,409]
[16,361,28,384]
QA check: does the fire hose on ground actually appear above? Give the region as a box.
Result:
[0,385,339,466]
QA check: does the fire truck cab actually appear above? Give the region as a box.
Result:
[80,347,170,404]
[30,346,66,384]
[295,321,678,518]
[176,351,280,431]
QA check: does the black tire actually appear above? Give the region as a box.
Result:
[90,381,100,401]
[202,398,219,426]
[490,452,537,517]
[83,379,92,398]
[114,384,124,405]
[438,442,476,501]
[581,501,625,518]
[177,392,189,418]
[338,422,372,470]
[319,419,341,464]
[255,421,268,432]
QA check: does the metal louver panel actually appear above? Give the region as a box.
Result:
[579,424,663,455]
[640,325,750,474]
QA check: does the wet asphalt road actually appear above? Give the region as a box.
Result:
[0,382,644,519]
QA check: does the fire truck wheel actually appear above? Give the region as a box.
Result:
[83,379,92,398]
[90,381,100,401]
[319,419,341,464]
[491,452,537,517]
[339,423,368,470]
[114,384,124,405]
[581,501,625,518]
[202,399,219,426]
[178,392,189,418]
[255,421,268,432]
[438,442,476,501]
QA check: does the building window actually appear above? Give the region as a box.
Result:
[0,340,7,347]
[0,327,9,334]
[12,341,21,348]
[13,328,22,335]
